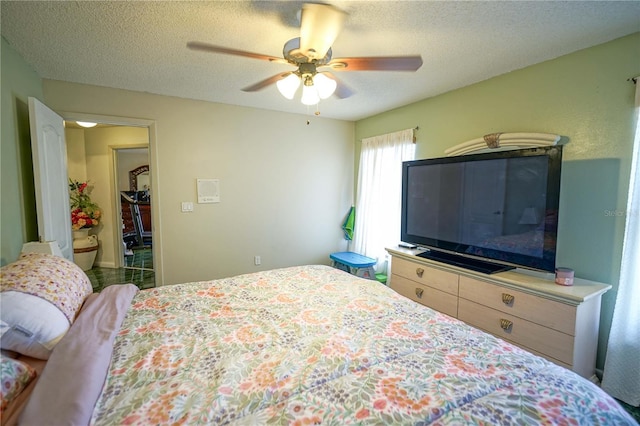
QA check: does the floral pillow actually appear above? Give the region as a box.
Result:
[0,355,37,413]
[0,253,93,359]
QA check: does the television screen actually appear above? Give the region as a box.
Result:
[401,146,562,273]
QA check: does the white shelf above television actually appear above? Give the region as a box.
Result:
[445,132,561,157]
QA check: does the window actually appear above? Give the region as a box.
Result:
[352,129,415,271]
[601,77,640,406]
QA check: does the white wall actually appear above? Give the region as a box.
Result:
[65,128,87,183]
[44,80,355,285]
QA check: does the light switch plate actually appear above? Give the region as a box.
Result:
[181,201,194,212]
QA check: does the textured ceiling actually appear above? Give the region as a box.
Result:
[2,1,639,121]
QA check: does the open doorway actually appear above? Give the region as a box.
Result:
[115,148,153,276]
[63,115,160,288]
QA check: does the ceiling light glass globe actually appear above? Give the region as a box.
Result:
[313,73,337,99]
[76,121,97,128]
[301,84,320,105]
[276,73,301,100]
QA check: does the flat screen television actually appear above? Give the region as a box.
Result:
[401,146,562,274]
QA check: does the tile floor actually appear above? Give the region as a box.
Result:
[85,248,155,292]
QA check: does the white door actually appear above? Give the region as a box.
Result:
[28,97,73,260]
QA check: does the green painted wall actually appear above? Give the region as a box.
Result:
[1,37,43,266]
[355,32,640,371]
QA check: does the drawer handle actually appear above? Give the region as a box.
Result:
[500,319,513,332]
[415,288,424,298]
[502,293,514,305]
[416,268,424,278]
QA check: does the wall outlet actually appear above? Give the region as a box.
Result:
[254,256,261,266]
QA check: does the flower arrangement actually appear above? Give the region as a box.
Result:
[69,179,101,230]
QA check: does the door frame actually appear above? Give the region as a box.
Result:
[59,111,163,285]
[111,145,151,269]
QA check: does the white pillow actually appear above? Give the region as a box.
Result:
[0,253,93,359]
[0,293,70,359]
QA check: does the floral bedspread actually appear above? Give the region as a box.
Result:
[90,265,633,425]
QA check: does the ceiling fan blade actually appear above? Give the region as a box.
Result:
[327,56,423,72]
[241,72,292,92]
[299,3,347,61]
[187,41,288,64]
[323,72,354,99]
[334,81,354,99]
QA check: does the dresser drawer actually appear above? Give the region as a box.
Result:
[458,298,574,365]
[459,276,576,335]
[391,274,458,317]
[392,257,459,295]
[508,341,572,370]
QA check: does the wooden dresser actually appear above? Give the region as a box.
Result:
[121,202,151,235]
[386,247,611,380]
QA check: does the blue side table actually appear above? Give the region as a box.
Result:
[330,251,376,280]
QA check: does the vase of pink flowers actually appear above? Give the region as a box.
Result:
[69,180,101,270]
[69,180,101,230]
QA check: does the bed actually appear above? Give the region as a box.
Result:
[0,253,635,425]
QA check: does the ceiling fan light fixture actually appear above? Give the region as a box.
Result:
[313,72,337,99]
[276,73,301,100]
[76,121,97,128]
[188,3,424,111]
[301,84,320,106]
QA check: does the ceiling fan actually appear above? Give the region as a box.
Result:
[187,3,423,106]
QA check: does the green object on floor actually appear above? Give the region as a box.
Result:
[375,273,387,284]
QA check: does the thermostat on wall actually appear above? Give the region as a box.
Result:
[197,179,220,203]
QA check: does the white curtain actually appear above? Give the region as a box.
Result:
[601,77,640,406]
[353,129,415,271]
